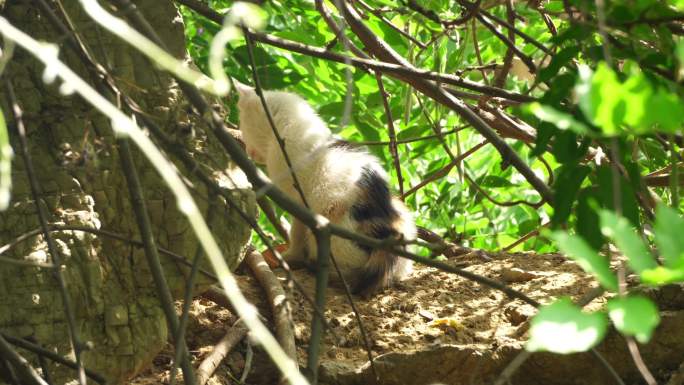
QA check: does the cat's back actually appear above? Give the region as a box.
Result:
[306,140,390,215]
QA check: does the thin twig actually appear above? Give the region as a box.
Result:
[357,0,426,48]
[315,0,369,58]
[493,350,531,385]
[375,72,404,197]
[244,249,298,370]
[330,0,553,202]
[0,255,54,269]
[591,349,627,385]
[0,334,47,385]
[249,30,533,102]
[328,251,379,381]
[4,80,87,385]
[670,136,680,206]
[196,321,249,385]
[240,341,253,383]
[257,197,290,241]
[463,171,544,208]
[244,30,310,208]
[501,221,550,252]
[2,334,107,384]
[479,9,552,54]
[118,138,196,384]
[0,224,217,280]
[491,1,515,89]
[474,12,536,74]
[28,336,52,385]
[307,228,331,384]
[402,140,489,198]
[356,125,466,146]
[471,18,490,85]
[170,198,218,385]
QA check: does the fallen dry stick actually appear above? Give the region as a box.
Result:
[196,322,249,385]
[245,249,298,366]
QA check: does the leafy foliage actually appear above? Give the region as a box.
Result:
[179,0,684,358]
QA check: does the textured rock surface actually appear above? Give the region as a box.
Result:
[0,2,254,383]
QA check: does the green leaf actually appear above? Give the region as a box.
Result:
[596,165,641,228]
[607,296,660,343]
[599,210,657,274]
[527,102,592,136]
[644,89,684,132]
[552,164,590,226]
[527,298,609,354]
[654,204,684,268]
[478,175,514,188]
[576,63,624,135]
[549,231,619,291]
[576,190,604,250]
[551,130,588,163]
[641,266,684,285]
[538,46,580,83]
[0,107,10,211]
[676,40,684,78]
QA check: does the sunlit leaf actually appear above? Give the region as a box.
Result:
[641,266,684,285]
[549,231,618,292]
[599,210,657,273]
[607,295,660,343]
[527,298,609,354]
[654,204,684,268]
[527,102,591,135]
[576,63,623,135]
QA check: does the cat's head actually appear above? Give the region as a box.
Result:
[235,81,270,164]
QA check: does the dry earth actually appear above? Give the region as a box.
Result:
[131,251,684,385]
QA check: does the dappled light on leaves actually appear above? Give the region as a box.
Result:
[527,298,608,354]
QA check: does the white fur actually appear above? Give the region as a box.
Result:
[236,84,415,288]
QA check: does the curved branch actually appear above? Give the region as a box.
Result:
[329,0,553,203]
[244,249,298,369]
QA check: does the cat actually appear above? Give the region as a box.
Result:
[235,82,415,297]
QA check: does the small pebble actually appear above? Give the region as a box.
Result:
[418,309,435,321]
[501,267,538,283]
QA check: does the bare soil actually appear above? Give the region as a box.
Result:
[130,251,683,385]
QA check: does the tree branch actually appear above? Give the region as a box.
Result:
[329,0,553,203]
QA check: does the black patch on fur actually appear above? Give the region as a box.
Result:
[354,224,398,254]
[351,266,384,296]
[350,166,398,222]
[349,249,402,297]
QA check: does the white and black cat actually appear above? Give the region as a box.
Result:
[236,82,415,297]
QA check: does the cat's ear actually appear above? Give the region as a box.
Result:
[233,80,255,99]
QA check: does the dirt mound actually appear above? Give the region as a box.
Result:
[132,252,684,385]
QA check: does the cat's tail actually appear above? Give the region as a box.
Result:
[350,198,415,297]
[350,247,413,298]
